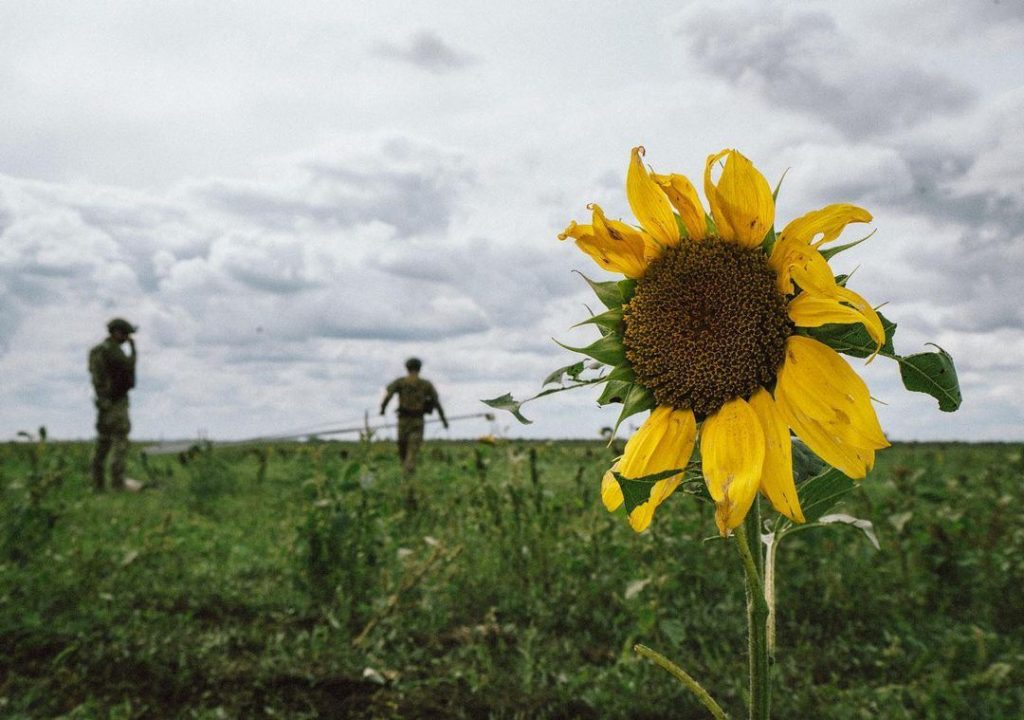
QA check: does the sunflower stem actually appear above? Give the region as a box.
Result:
[634,644,729,720]
[735,502,771,720]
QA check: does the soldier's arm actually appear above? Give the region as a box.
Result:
[380,381,397,414]
[431,384,448,427]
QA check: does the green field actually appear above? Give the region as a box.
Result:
[2,439,1022,718]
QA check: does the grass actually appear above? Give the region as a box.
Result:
[1,438,1022,718]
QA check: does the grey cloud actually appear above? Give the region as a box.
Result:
[677,2,975,139]
[374,30,477,74]
[191,137,473,236]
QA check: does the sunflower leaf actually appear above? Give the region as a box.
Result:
[573,308,624,337]
[618,279,638,304]
[597,366,636,406]
[792,466,858,524]
[818,513,881,551]
[575,271,624,309]
[611,383,656,436]
[805,312,897,358]
[542,362,587,387]
[897,344,962,412]
[820,229,875,261]
[555,334,626,366]
[613,468,685,515]
[481,393,533,425]
[791,438,826,485]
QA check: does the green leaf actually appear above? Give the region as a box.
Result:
[805,311,897,358]
[791,438,826,485]
[597,381,630,406]
[575,271,624,309]
[818,513,881,550]
[618,279,637,304]
[820,229,876,261]
[555,334,626,366]
[898,344,962,412]
[481,393,533,425]
[573,307,623,337]
[542,362,587,387]
[613,468,686,515]
[793,466,857,524]
[612,383,655,436]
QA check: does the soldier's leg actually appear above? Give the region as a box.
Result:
[108,399,131,490]
[397,420,410,463]
[402,420,424,475]
[110,433,129,489]
[91,435,112,490]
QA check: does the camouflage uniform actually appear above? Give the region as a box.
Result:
[381,375,445,474]
[89,335,136,490]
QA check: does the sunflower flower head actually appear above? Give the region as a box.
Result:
[560,147,896,536]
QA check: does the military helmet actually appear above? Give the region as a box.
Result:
[107,317,137,334]
[405,357,422,371]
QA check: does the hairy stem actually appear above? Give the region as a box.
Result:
[634,644,729,720]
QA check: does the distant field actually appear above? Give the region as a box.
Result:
[2,439,1022,719]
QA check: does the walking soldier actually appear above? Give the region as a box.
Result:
[380,358,448,474]
[89,318,137,491]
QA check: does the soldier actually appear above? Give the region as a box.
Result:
[380,357,448,474]
[89,318,137,491]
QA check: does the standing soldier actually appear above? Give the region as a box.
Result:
[89,318,137,491]
[380,357,448,475]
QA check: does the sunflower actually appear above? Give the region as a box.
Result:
[559,147,889,535]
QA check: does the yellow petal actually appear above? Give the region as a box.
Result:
[704,149,774,249]
[749,388,804,524]
[652,172,706,240]
[778,203,872,248]
[774,380,878,478]
[769,237,838,296]
[601,464,624,511]
[774,336,889,477]
[700,397,765,535]
[618,405,697,532]
[562,205,651,279]
[787,288,885,357]
[627,146,680,249]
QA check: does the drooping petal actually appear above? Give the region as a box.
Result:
[787,287,885,357]
[769,237,838,295]
[617,405,697,532]
[704,149,775,249]
[749,388,804,524]
[778,204,872,248]
[774,380,878,478]
[627,146,680,249]
[601,464,624,511]
[700,397,766,535]
[652,171,706,240]
[774,336,889,477]
[558,205,651,278]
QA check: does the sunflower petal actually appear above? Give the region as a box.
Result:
[618,405,696,532]
[704,149,774,249]
[769,238,838,296]
[627,147,680,249]
[749,388,804,523]
[700,397,766,535]
[601,464,624,511]
[778,203,872,248]
[775,336,889,477]
[788,289,885,357]
[561,205,650,278]
[652,172,706,240]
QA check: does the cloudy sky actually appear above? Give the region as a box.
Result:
[1,0,1021,443]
